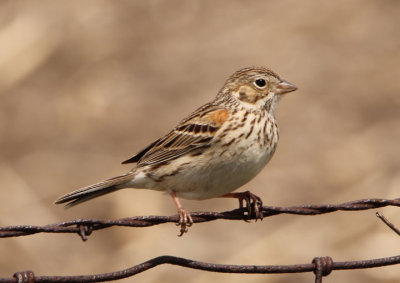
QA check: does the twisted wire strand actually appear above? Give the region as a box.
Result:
[1,198,399,240]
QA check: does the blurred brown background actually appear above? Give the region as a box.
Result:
[1,1,400,282]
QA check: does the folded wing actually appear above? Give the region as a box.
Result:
[122,103,229,167]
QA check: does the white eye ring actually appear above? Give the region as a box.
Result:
[254,78,267,89]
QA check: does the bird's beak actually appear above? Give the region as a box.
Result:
[276,79,297,95]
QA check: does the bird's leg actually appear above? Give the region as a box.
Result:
[170,191,193,236]
[220,191,264,221]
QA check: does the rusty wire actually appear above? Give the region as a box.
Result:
[0,198,399,241]
[1,197,400,282]
[0,254,400,283]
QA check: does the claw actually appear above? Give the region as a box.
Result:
[177,208,193,236]
[221,191,264,221]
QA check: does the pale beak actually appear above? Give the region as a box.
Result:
[276,79,297,94]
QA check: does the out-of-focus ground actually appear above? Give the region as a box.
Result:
[1,1,400,282]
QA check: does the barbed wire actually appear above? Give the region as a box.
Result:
[0,198,399,241]
[1,197,399,282]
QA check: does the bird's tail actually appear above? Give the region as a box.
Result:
[54,172,134,208]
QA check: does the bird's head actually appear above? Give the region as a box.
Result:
[217,66,297,113]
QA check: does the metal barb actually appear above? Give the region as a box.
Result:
[376,211,400,236]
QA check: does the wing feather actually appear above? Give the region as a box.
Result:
[121,103,229,167]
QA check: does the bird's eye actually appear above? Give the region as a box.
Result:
[254,78,266,88]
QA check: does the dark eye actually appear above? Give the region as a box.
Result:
[254,78,266,88]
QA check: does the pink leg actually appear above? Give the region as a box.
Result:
[170,191,193,236]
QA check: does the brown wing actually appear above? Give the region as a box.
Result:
[122,103,229,167]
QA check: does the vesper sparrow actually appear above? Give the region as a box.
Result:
[55,67,297,235]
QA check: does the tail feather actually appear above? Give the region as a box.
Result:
[55,172,134,208]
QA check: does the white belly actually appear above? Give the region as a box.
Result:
[175,142,275,200]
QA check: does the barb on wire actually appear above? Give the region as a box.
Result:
[376,212,400,236]
[0,254,400,283]
[1,198,399,241]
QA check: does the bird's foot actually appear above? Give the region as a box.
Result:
[223,191,263,221]
[239,191,263,221]
[176,207,193,236]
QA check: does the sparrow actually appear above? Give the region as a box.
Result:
[55,66,297,236]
